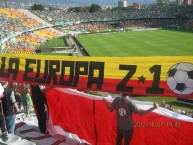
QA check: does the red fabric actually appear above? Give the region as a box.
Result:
[20,128,37,134]
[46,89,193,145]
[15,121,25,129]
[25,134,51,140]
[132,113,193,145]
[46,89,95,144]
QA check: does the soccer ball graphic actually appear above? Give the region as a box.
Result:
[167,62,193,95]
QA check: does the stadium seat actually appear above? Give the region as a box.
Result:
[16,113,26,121]
[0,134,21,145]
[10,139,36,145]
[14,121,67,145]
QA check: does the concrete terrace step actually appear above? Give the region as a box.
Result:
[0,134,21,145]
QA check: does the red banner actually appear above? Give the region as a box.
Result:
[0,54,193,98]
[46,88,193,145]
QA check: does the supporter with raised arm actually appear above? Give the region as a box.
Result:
[103,93,159,145]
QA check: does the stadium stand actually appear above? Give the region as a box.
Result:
[0,8,64,54]
[31,5,193,24]
[0,3,193,144]
[1,5,193,55]
[27,5,193,37]
[1,5,193,53]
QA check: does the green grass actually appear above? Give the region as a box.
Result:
[38,37,67,49]
[77,29,193,56]
[38,52,70,56]
[136,96,193,113]
[77,29,193,114]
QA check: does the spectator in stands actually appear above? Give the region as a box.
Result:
[30,85,53,133]
[10,82,22,110]
[0,82,8,142]
[103,93,159,145]
[17,83,27,110]
[181,110,186,116]
[1,82,20,134]
[23,87,32,117]
[160,101,169,109]
[169,105,175,112]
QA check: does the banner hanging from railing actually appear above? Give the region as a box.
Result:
[0,54,193,98]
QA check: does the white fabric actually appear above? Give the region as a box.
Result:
[47,114,89,144]
[16,124,85,145]
[11,139,36,145]
[39,85,45,91]
[0,83,4,98]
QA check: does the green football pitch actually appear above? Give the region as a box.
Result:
[76,29,193,113]
[77,29,193,56]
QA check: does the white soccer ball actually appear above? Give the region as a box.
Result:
[166,62,193,95]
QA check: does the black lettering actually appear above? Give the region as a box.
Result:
[6,58,19,80]
[87,62,104,89]
[34,60,48,83]
[146,65,164,94]
[73,61,88,87]
[23,59,36,82]
[0,57,6,78]
[116,65,137,93]
[46,60,60,85]
[59,61,74,86]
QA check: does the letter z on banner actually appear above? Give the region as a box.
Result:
[0,54,193,98]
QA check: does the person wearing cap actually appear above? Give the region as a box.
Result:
[103,93,159,145]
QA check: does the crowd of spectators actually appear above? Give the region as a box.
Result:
[160,101,191,117]
[0,8,61,54]
[1,28,60,54]
[1,4,193,54]
[32,5,193,25]
[30,4,193,34]
[58,22,113,33]
[0,8,42,40]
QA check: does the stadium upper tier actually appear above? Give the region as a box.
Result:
[31,5,193,25]
[0,5,193,54]
[0,8,64,54]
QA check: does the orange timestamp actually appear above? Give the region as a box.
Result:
[134,121,181,128]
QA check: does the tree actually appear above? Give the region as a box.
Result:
[157,0,171,6]
[68,6,89,13]
[89,4,102,13]
[169,1,177,6]
[31,4,45,11]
